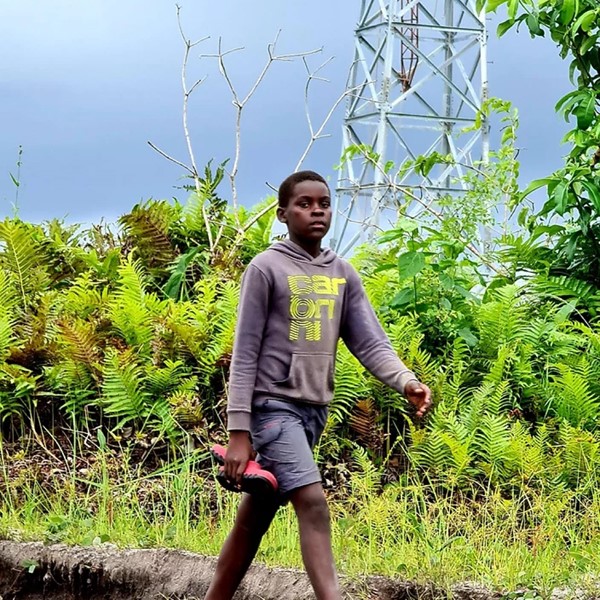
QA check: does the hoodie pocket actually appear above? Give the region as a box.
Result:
[272,352,334,402]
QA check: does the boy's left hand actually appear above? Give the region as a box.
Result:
[404,380,432,418]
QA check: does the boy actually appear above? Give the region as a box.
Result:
[204,171,432,600]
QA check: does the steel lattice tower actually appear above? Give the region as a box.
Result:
[331,0,489,255]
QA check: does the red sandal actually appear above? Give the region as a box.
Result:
[210,444,278,495]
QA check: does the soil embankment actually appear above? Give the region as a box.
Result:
[0,541,497,599]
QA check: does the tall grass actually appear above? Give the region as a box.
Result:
[1,444,599,598]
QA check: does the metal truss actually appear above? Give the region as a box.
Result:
[331,0,489,255]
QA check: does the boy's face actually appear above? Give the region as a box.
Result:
[277,180,332,248]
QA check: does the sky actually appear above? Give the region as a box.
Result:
[0,1,571,226]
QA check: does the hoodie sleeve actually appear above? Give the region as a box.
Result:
[227,264,270,431]
[340,266,417,396]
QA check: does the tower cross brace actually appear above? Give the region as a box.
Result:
[331,0,489,255]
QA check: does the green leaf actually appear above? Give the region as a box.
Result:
[9,173,19,187]
[574,92,596,130]
[497,19,515,36]
[560,0,576,25]
[526,13,543,36]
[580,34,598,56]
[484,0,507,12]
[555,90,584,116]
[552,181,570,215]
[397,251,426,280]
[439,273,455,290]
[390,287,414,309]
[508,0,519,19]
[572,9,596,33]
[580,180,600,212]
[378,229,404,244]
[458,327,479,347]
[521,177,556,198]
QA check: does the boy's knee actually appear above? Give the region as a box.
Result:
[291,486,330,526]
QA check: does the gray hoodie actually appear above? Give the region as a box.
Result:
[227,240,417,431]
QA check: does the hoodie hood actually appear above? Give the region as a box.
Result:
[269,239,337,267]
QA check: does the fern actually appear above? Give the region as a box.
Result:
[119,200,178,271]
[330,344,368,425]
[350,443,382,498]
[144,360,192,396]
[0,219,50,305]
[558,422,600,489]
[108,257,158,355]
[505,421,547,482]
[474,414,512,479]
[531,274,599,311]
[549,361,600,430]
[101,350,149,428]
[195,280,238,384]
[0,314,17,362]
[476,285,529,352]
[440,337,471,409]
[349,398,384,452]
[0,270,19,316]
[62,272,107,319]
[168,388,203,428]
[58,319,101,367]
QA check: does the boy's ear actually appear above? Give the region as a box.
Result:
[276,206,287,223]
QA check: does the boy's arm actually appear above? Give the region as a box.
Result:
[227,264,270,432]
[340,267,432,415]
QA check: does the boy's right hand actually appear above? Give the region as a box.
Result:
[224,431,255,489]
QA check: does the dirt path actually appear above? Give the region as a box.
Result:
[0,541,497,599]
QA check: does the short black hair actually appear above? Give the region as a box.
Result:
[278,170,329,207]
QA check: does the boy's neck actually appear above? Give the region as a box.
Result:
[289,235,322,258]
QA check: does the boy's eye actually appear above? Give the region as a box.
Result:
[321,201,330,208]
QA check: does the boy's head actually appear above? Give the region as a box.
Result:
[278,171,329,208]
[277,171,332,252]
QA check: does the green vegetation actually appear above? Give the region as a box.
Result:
[1,1,600,597]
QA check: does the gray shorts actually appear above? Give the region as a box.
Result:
[250,397,328,497]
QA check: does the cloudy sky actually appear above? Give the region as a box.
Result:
[1,1,570,225]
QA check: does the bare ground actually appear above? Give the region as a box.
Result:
[0,541,498,600]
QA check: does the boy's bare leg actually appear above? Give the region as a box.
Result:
[204,492,279,600]
[290,482,341,600]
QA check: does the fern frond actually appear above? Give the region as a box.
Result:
[349,398,384,452]
[505,420,547,481]
[330,344,368,425]
[62,272,107,318]
[549,361,600,429]
[476,284,529,351]
[531,274,597,308]
[473,414,511,476]
[0,314,17,362]
[119,200,178,270]
[144,360,193,396]
[0,219,50,304]
[350,443,382,496]
[558,422,600,488]
[0,269,20,316]
[108,257,158,354]
[101,350,149,427]
[58,319,101,367]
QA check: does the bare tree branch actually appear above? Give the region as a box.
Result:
[146,141,195,175]
[294,57,359,171]
[175,5,213,250]
[205,31,323,236]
